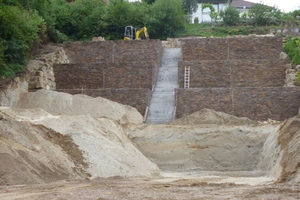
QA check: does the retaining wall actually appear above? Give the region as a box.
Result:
[54,62,156,90]
[178,59,289,88]
[175,88,300,121]
[63,40,163,66]
[181,37,283,61]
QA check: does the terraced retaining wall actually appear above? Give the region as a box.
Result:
[175,87,300,121]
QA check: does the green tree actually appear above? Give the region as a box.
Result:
[0,3,46,78]
[223,5,239,26]
[182,0,198,15]
[50,0,108,40]
[104,0,148,40]
[146,0,185,39]
[249,3,282,26]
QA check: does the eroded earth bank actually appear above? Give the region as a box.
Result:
[0,90,299,199]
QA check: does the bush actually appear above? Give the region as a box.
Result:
[146,0,185,39]
[284,37,300,66]
[249,3,282,26]
[50,0,108,41]
[0,3,46,78]
[223,6,240,26]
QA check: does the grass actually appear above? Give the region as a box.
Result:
[180,23,273,38]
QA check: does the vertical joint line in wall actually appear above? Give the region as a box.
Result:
[229,61,234,115]
[103,71,105,88]
[112,44,115,62]
[231,88,234,116]
[227,38,230,60]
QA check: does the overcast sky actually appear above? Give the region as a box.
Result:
[247,0,300,12]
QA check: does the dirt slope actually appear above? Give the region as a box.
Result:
[15,89,143,124]
[0,90,158,185]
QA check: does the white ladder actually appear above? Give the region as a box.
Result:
[184,66,190,88]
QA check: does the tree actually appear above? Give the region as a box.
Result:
[249,3,282,26]
[223,5,239,26]
[0,3,46,78]
[50,0,108,40]
[182,0,198,15]
[146,0,185,39]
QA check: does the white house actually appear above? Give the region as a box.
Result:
[191,0,254,23]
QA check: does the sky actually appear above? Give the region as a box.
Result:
[247,0,300,12]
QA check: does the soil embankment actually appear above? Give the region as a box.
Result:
[0,90,299,189]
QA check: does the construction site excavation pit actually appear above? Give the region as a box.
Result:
[0,90,299,199]
[127,109,295,186]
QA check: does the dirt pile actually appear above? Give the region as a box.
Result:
[0,90,159,185]
[127,123,276,173]
[15,89,143,124]
[168,108,258,126]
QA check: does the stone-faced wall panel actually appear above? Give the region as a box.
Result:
[175,88,233,118]
[63,41,113,63]
[178,59,287,88]
[181,37,283,61]
[229,37,283,60]
[175,87,300,121]
[54,62,154,90]
[181,38,229,61]
[54,63,104,89]
[178,60,231,88]
[233,87,300,120]
[63,40,163,66]
[231,59,287,87]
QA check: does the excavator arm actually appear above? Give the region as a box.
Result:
[136,27,149,40]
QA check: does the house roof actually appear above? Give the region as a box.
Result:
[197,0,227,3]
[231,0,254,8]
[197,0,255,7]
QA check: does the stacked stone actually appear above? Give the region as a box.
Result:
[176,36,300,121]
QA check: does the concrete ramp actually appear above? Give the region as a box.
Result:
[146,48,181,124]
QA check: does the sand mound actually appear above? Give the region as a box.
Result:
[14,90,143,124]
[168,108,258,126]
[127,123,277,173]
[0,107,159,185]
[257,115,300,183]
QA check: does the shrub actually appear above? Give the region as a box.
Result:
[284,37,300,66]
[223,6,240,26]
[0,4,46,78]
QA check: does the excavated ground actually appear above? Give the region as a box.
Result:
[0,90,299,199]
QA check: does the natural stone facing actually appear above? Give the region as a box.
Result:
[175,87,300,121]
[63,40,163,67]
[233,87,300,120]
[175,88,233,119]
[178,60,231,88]
[181,38,229,61]
[181,37,283,61]
[178,59,288,88]
[54,62,155,90]
[56,88,151,116]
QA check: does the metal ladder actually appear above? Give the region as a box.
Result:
[184,66,190,88]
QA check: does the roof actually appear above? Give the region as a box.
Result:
[231,0,255,7]
[197,0,227,3]
[198,0,255,7]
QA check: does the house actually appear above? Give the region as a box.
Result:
[191,0,254,23]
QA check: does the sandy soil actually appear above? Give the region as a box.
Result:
[0,177,299,200]
[0,90,299,199]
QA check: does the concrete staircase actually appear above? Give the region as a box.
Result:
[146,48,181,124]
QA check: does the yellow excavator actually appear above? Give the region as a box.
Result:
[124,26,149,40]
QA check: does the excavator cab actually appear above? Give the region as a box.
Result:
[124,26,149,40]
[124,26,136,40]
